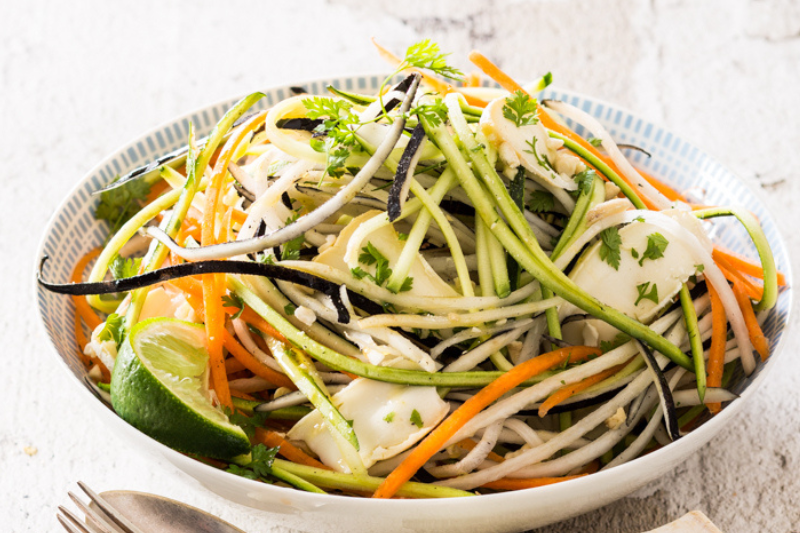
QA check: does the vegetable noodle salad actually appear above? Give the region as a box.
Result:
[40,39,787,498]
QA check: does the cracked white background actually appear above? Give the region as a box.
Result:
[2,1,798,532]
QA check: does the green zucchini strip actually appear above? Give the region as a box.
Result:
[231,276,560,387]
[265,336,360,452]
[549,131,647,210]
[436,97,692,370]
[272,459,474,498]
[693,206,778,311]
[679,285,706,401]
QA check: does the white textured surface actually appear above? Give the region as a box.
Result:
[2,1,798,532]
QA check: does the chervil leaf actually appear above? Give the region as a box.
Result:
[403,39,463,81]
[409,409,424,428]
[95,176,151,237]
[97,313,124,346]
[639,233,669,266]
[411,98,448,128]
[599,227,622,270]
[635,282,659,306]
[524,138,555,171]
[502,90,539,127]
[302,97,359,181]
[528,190,555,213]
[221,294,244,320]
[302,97,354,122]
[109,255,141,280]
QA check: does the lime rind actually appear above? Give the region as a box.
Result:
[111,317,250,460]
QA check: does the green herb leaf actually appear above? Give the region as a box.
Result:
[94,176,151,237]
[249,444,280,478]
[221,294,245,320]
[97,313,124,346]
[635,282,659,306]
[398,276,414,293]
[528,190,555,213]
[502,90,539,127]
[383,412,395,423]
[280,216,305,260]
[403,39,463,81]
[573,169,596,197]
[226,408,269,439]
[397,232,409,241]
[588,137,603,147]
[631,248,639,259]
[109,255,141,280]
[639,233,669,266]
[226,464,259,480]
[599,227,622,270]
[284,303,297,316]
[524,138,555,171]
[411,98,448,128]
[351,266,369,280]
[410,409,424,428]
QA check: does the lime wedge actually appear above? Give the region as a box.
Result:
[111,317,250,460]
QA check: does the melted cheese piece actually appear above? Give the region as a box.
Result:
[287,379,449,473]
[561,221,698,328]
[314,210,459,298]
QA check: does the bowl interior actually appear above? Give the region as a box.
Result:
[35,75,793,531]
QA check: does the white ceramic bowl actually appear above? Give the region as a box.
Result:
[36,75,793,533]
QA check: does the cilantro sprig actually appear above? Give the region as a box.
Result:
[221,293,244,320]
[528,190,554,213]
[303,97,360,181]
[226,444,280,481]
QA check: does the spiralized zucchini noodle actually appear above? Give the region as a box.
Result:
[42,39,785,498]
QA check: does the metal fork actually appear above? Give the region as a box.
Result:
[57,481,145,533]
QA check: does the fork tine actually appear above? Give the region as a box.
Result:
[58,505,109,533]
[77,481,147,533]
[68,492,124,533]
[57,513,89,533]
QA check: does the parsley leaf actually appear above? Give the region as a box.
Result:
[358,242,385,266]
[303,97,360,180]
[599,227,622,271]
[109,255,141,280]
[528,190,554,213]
[249,444,280,478]
[280,215,305,260]
[398,276,414,293]
[403,39,463,81]
[97,313,124,346]
[639,233,669,266]
[284,303,297,316]
[631,248,639,259]
[410,409,424,428]
[502,90,539,127]
[221,294,244,319]
[383,412,395,423]
[94,176,151,237]
[634,282,659,306]
[351,266,369,280]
